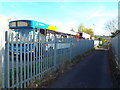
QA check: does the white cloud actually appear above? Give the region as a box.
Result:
[60,5,65,8]
[87,6,117,20]
[85,5,117,36]
[88,11,117,20]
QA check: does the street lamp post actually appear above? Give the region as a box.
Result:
[93,24,95,32]
[92,24,95,40]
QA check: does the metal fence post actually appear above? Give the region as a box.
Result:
[4,31,10,88]
[70,36,72,61]
[118,34,120,64]
[0,29,96,88]
[54,33,57,70]
[1,31,6,88]
[92,40,94,49]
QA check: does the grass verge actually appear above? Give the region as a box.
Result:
[108,46,120,88]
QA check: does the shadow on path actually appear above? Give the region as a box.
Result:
[49,46,114,88]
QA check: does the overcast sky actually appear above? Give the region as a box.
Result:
[0,0,118,35]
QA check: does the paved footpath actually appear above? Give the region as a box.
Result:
[49,47,114,88]
[0,50,2,88]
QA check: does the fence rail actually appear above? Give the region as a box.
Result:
[111,34,120,65]
[2,31,94,88]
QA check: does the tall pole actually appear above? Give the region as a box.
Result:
[93,24,95,40]
[118,1,120,64]
[93,24,95,32]
[118,1,120,30]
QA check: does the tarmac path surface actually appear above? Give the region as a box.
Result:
[49,47,114,88]
[0,50,1,72]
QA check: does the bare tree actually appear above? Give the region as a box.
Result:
[105,17,118,33]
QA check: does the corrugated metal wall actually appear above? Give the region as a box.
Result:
[2,31,94,88]
[111,34,120,65]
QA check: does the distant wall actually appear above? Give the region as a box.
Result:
[94,40,102,46]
